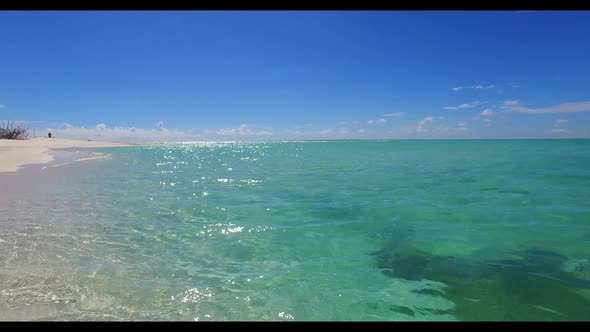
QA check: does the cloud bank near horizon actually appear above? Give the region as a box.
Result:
[44,122,201,143]
[34,121,473,142]
[13,98,590,142]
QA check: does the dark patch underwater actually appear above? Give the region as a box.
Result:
[372,246,590,320]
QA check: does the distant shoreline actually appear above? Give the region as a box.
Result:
[0,137,137,173]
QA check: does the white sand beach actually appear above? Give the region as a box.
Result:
[0,137,132,173]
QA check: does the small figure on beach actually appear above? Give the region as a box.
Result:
[48,132,52,138]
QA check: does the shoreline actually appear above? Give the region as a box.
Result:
[0,137,136,174]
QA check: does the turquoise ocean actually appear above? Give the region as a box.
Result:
[1,140,590,321]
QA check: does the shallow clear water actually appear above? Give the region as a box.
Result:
[1,140,590,321]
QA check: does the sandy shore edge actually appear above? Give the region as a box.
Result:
[0,138,136,173]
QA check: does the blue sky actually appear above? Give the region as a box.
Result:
[1,10,590,141]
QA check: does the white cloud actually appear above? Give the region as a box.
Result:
[368,118,387,124]
[313,128,349,135]
[552,128,570,133]
[214,124,273,136]
[506,101,590,114]
[551,119,570,134]
[384,112,404,117]
[452,85,494,91]
[503,100,520,106]
[46,122,201,143]
[482,118,492,124]
[0,105,6,109]
[315,129,334,135]
[510,82,520,88]
[453,122,468,131]
[440,125,468,132]
[480,109,495,116]
[554,119,568,127]
[278,128,360,139]
[417,116,435,133]
[443,101,486,110]
[156,121,165,129]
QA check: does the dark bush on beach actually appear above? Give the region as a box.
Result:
[0,121,29,140]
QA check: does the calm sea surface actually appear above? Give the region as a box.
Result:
[1,140,590,320]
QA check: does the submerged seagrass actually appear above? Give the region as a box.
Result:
[1,140,590,320]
